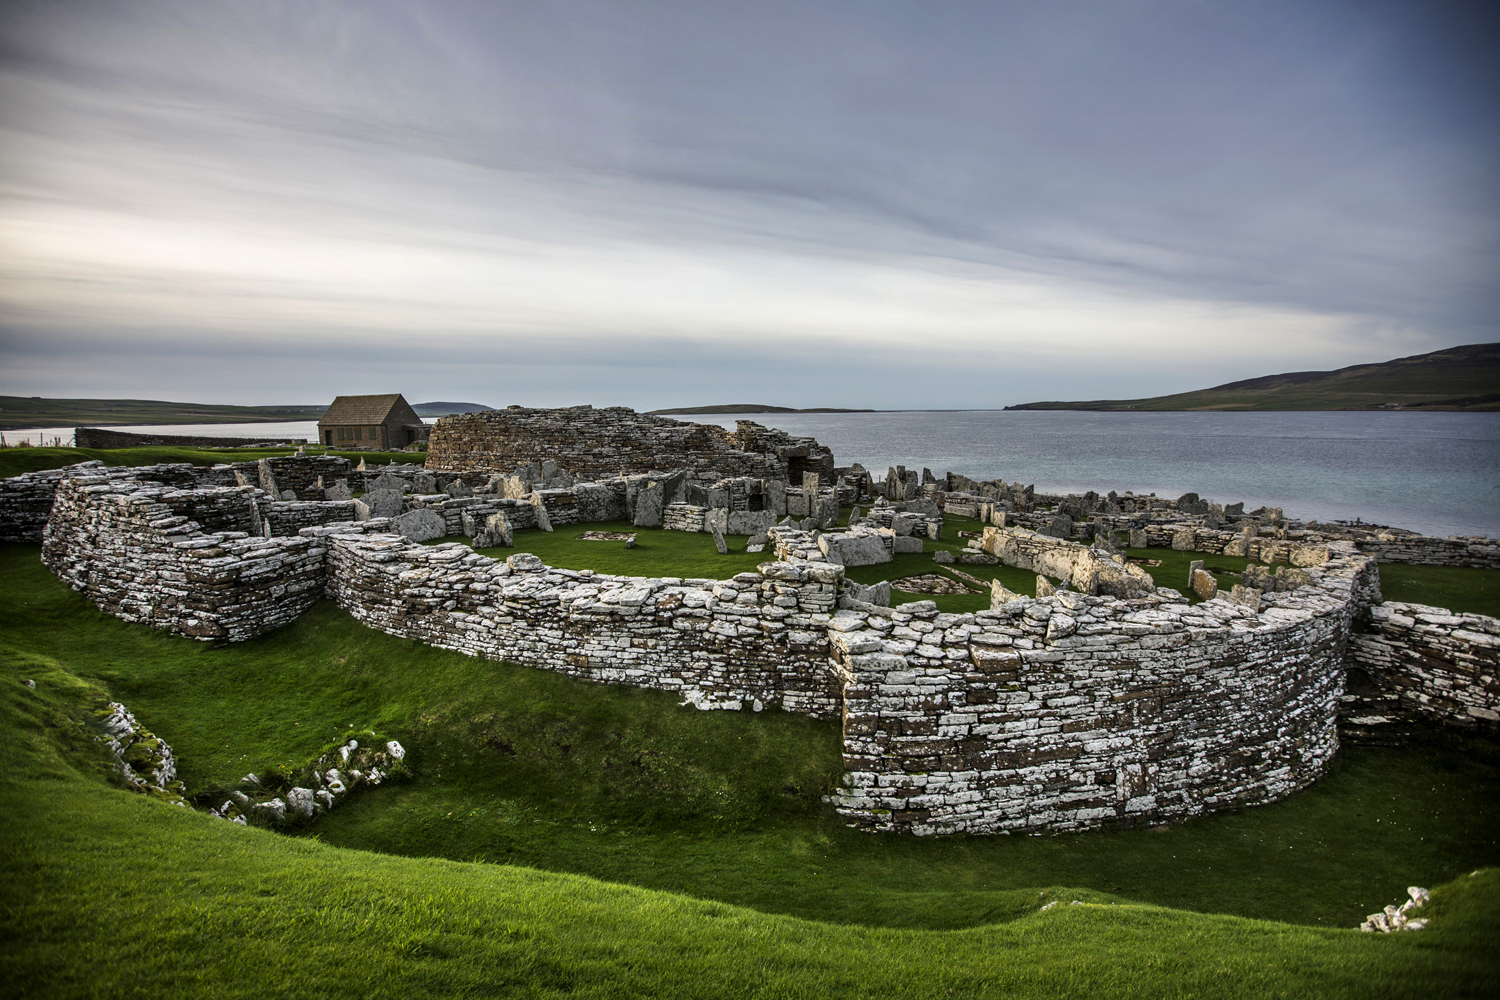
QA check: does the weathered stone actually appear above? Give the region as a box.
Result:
[933,550,956,564]
[444,479,473,498]
[893,536,924,554]
[530,492,553,532]
[633,481,665,528]
[324,480,353,502]
[1040,514,1073,539]
[393,508,446,542]
[1190,566,1218,601]
[990,578,1024,603]
[844,580,891,607]
[1129,527,1148,549]
[711,520,728,554]
[368,472,409,494]
[485,512,514,547]
[727,510,776,536]
[361,489,406,518]
[1225,584,1262,610]
[1035,574,1057,598]
[1171,528,1196,551]
[764,480,788,516]
[819,530,892,567]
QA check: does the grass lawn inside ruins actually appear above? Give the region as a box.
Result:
[4,445,1499,996]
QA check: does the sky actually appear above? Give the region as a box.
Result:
[0,0,1496,409]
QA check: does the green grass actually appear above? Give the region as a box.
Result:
[2,544,1497,995]
[2,545,1497,996]
[1377,563,1500,619]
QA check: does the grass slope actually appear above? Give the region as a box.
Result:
[1008,343,1500,411]
[2,542,1498,993]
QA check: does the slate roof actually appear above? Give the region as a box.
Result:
[320,394,410,425]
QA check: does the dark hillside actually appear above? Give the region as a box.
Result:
[1008,343,1500,411]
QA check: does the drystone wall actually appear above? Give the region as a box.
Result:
[1349,602,1500,730]
[324,534,844,716]
[425,405,835,482]
[20,460,1497,837]
[826,542,1381,834]
[40,476,327,641]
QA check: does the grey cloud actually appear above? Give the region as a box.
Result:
[0,0,1495,402]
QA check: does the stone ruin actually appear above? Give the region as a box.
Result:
[424,405,837,483]
[4,441,1498,835]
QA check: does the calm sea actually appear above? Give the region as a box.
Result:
[9,412,1498,538]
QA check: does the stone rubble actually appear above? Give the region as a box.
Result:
[1359,886,1430,932]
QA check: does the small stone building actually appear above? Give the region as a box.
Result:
[318,394,426,450]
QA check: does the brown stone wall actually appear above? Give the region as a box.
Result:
[424,406,833,481]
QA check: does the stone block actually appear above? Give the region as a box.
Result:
[819,531,892,567]
[990,579,1024,604]
[1040,514,1073,539]
[844,580,891,607]
[894,536,924,554]
[933,550,955,564]
[633,481,665,528]
[711,520,729,554]
[727,510,776,536]
[368,473,409,494]
[1225,584,1261,610]
[414,473,437,493]
[361,489,405,518]
[1129,527,1148,549]
[444,480,473,498]
[485,511,514,547]
[764,479,787,516]
[393,508,446,542]
[530,492,553,532]
[1189,566,1218,601]
[1171,528,1196,551]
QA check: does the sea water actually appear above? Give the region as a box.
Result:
[687,410,1500,539]
[9,412,1498,537]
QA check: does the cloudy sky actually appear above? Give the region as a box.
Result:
[0,0,1495,408]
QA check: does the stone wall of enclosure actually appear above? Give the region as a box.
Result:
[826,542,1381,834]
[1349,602,1500,730]
[323,535,845,716]
[40,475,327,641]
[424,406,835,482]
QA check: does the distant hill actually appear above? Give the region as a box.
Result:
[0,396,326,430]
[649,404,876,415]
[1006,343,1500,411]
[412,401,493,416]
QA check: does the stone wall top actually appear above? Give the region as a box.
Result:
[424,405,834,481]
